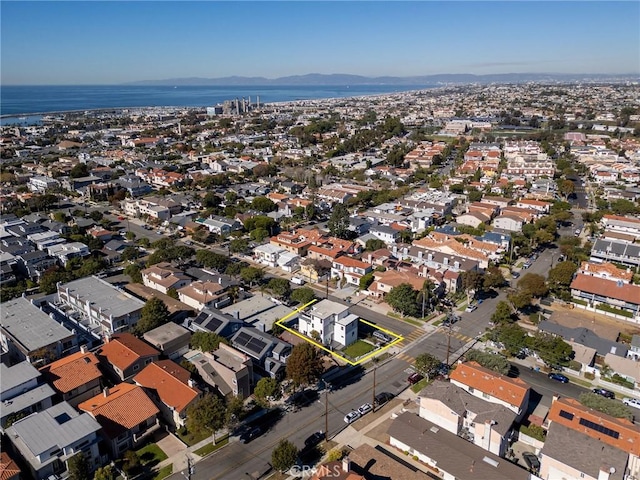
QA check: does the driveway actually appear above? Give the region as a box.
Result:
[155,430,187,458]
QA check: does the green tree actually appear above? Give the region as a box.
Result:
[461,270,484,294]
[386,283,419,317]
[483,266,506,290]
[196,250,230,272]
[327,203,351,239]
[67,452,91,480]
[365,238,387,251]
[271,439,299,473]
[267,277,291,299]
[286,342,323,387]
[251,196,277,213]
[125,230,136,241]
[229,238,249,254]
[494,323,528,356]
[167,287,179,300]
[508,289,533,311]
[254,377,280,402]
[465,351,510,375]
[69,163,89,178]
[290,287,316,305]
[491,300,514,324]
[186,394,226,443]
[122,451,140,475]
[135,297,170,334]
[190,331,228,352]
[225,395,244,427]
[124,263,142,283]
[548,261,578,292]
[558,179,575,199]
[241,266,264,286]
[93,466,115,480]
[531,333,572,367]
[414,353,441,380]
[610,199,639,215]
[359,272,375,290]
[121,246,140,262]
[518,273,548,297]
[39,267,69,294]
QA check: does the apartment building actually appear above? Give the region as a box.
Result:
[298,299,358,348]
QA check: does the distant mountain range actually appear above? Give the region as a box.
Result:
[124,72,639,86]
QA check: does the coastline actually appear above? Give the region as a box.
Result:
[0,84,432,118]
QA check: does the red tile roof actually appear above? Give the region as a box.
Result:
[0,452,20,480]
[548,396,640,456]
[96,333,159,371]
[40,351,102,394]
[450,361,529,407]
[570,273,640,305]
[134,361,200,413]
[78,383,159,438]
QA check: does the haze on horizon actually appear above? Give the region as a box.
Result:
[1,1,639,86]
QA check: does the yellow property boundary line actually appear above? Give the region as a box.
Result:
[274,299,405,366]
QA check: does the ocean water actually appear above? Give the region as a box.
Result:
[0,84,430,119]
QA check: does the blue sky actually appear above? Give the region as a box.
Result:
[1,1,639,85]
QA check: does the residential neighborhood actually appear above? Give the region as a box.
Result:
[1,81,640,480]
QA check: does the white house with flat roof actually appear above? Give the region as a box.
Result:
[57,276,145,335]
[298,299,358,348]
[1,297,78,366]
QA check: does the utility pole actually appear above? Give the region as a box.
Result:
[183,455,194,480]
[325,390,329,443]
[372,364,377,411]
[445,311,453,367]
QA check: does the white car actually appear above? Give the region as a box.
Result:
[358,403,373,416]
[623,397,640,410]
[465,304,478,313]
[343,410,361,424]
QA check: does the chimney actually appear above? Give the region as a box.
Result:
[187,378,195,389]
[342,457,351,473]
[103,387,110,398]
[233,311,240,320]
[598,467,614,480]
[444,257,449,265]
[418,251,423,259]
[552,394,560,404]
[392,245,397,255]
[80,345,88,354]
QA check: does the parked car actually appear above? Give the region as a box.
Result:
[291,276,305,285]
[343,411,361,424]
[465,304,478,313]
[511,271,521,279]
[522,262,532,269]
[358,403,373,416]
[522,452,541,472]
[548,372,569,383]
[592,388,615,399]
[241,426,263,443]
[373,331,392,343]
[304,431,325,448]
[374,392,394,407]
[408,373,424,385]
[623,397,640,409]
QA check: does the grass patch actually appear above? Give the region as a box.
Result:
[596,304,633,318]
[136,443,167,467]
[386,312,423,326]
[432,319,443,327]
[342,340,376,359]
[176,428,211,447]
[411,377,431,393]
[193,435,229,457]
[565,374,593,388]
[153,465,173,480]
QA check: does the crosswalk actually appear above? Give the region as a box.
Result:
[396,328,424,347]
[396,352,416,363]
[449,331,474,343]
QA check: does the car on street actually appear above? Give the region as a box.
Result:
[465,304,478,312]
[548,372,569,383]
[623,397,640,409]
[373,331,392,343]
[408,373,424,385]
[522,262,532,269]
[241,426,263,443]
[344,410,361,424]
[358,403,373,416]
[304,431,325,448]
[592,388,615,399]
[374,392,394,407]
[511,271,520,279]
[522,452,541,472]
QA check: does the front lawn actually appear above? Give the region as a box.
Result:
[411,377,431,393]
[193,435,229,457]
[136,443,168,468]
[153,465,173,480]
[342,340,375,359]
[176,427,211,446]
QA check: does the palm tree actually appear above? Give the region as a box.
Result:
[418,280,435,318]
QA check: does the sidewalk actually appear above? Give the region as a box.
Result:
[155,429,230,476]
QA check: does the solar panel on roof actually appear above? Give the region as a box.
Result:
[235,332,252,345]
[193,312,208,325]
